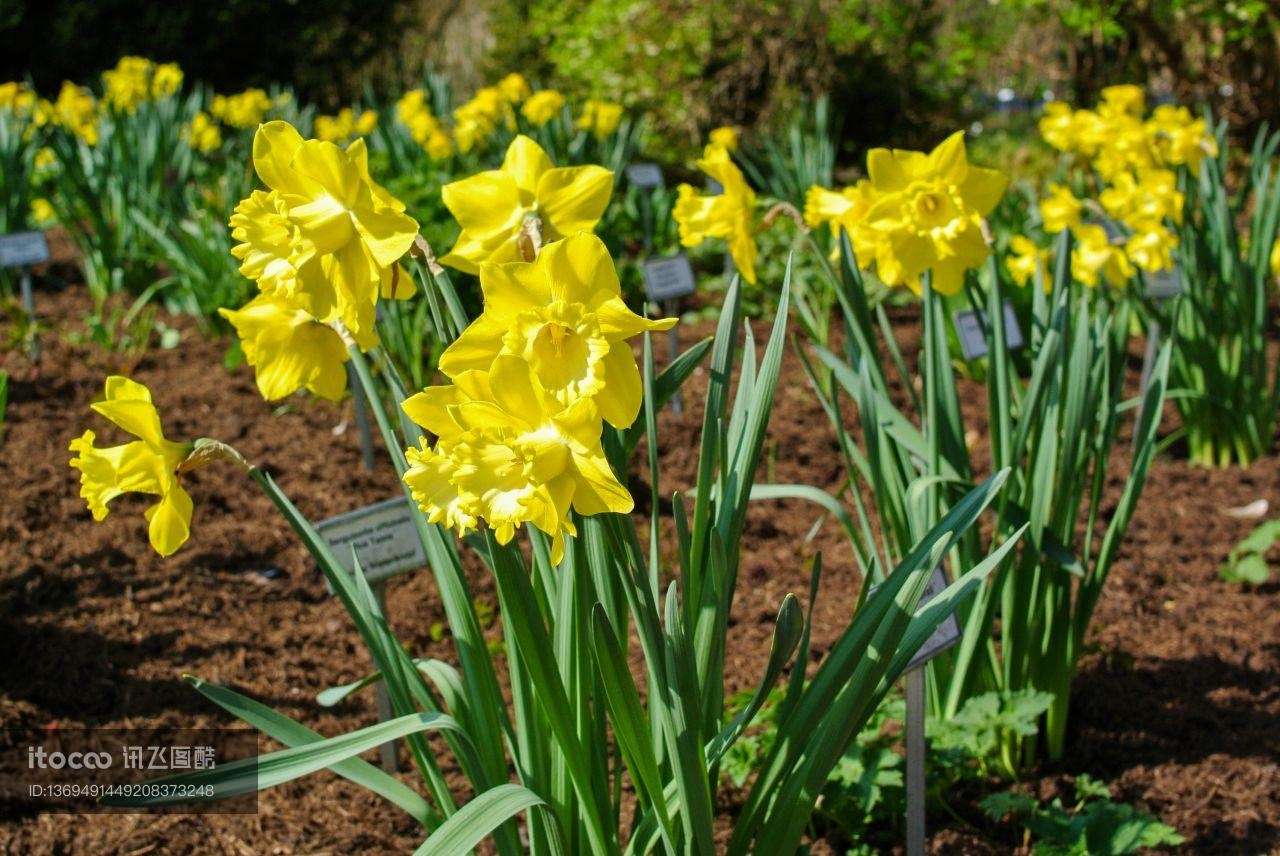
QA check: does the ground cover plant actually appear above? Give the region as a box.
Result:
[3,50,1279,854]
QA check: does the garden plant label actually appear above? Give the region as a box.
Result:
[316,497,426,585]
[953,300,1025,360]
[642,254,698,302]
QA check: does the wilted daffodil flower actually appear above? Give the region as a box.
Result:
[403,356,635,563]
[521,90,566,127]
[862,131,1008,295]
[439,232,676,427]
[229,120,419,340]
[439,135,613,274]
[577,99,623,139]
[674,143,760,283]
[69,377,196,557]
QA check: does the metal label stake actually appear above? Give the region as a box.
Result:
[1135,265,1181,448]
[905,667,927,856]
[315,498,427,773]
[372,581,398,772]
[0,231,51,363]
[346,363,377,472]
[871,567,962,856]
[642,255,698,414]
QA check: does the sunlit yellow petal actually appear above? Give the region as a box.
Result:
[537,165,614,238]
[145,482,193,557]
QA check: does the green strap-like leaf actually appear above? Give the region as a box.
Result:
[100,712,464,807]
[185,676,434,826]
[414,784,562,856]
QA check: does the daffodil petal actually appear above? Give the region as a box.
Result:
[501,135,554,199]
[596,343,643,428]
[252,121,310,196]
[145,482,194,558]
[536,165,613,237]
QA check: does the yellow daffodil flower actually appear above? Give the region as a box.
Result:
[1098,84,1146,118]
[709,126,738,151]
[1007,236,1051,290]
[521,90,565,127]
[1071,224,1133,288]
[1271,240,1280,281]
[674,143,760,283]
[184,111,222,154]
[861,131,1007,295]
[452,87,510,153]
[397,90,454,158]
[1040,183,1082,233]
[151,63,183,99]
[30,197,56,225]
[403,355,634,563]
[1145,105,1217,175]
[52,82,99,144]
[578,100,623,139]
[0,82,38,117]
[804,181,881,263]
[231,121,419,338]
[219,293,354,401]
[498,73,532,103]
[69,377,196,557]
[1124,222,1178,273]
[439,232,675,426]
[102,56,154,113]
[439,134,613,274]
[1038,102,1077,153]
[1099,169,1183,227]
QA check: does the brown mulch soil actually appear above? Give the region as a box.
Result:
[1,280,1278,855]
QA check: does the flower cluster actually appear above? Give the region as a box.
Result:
[101,56,183,113]
[396,90,454,159]
[183,111,223,154]
[577,99,624,139]
[674,142,761,284]
[1005,86,1204,290]
[805,131,1007,295]
[438,135,613,274]
[210,89,278,129]
[402,233,674,561]
[220,121,419,401]
[314,108,378,144]
[1039,85,1217,179]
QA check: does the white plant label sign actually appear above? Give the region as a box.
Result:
[317,497,426,586]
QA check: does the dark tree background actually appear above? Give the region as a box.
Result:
[0,0,418,106]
